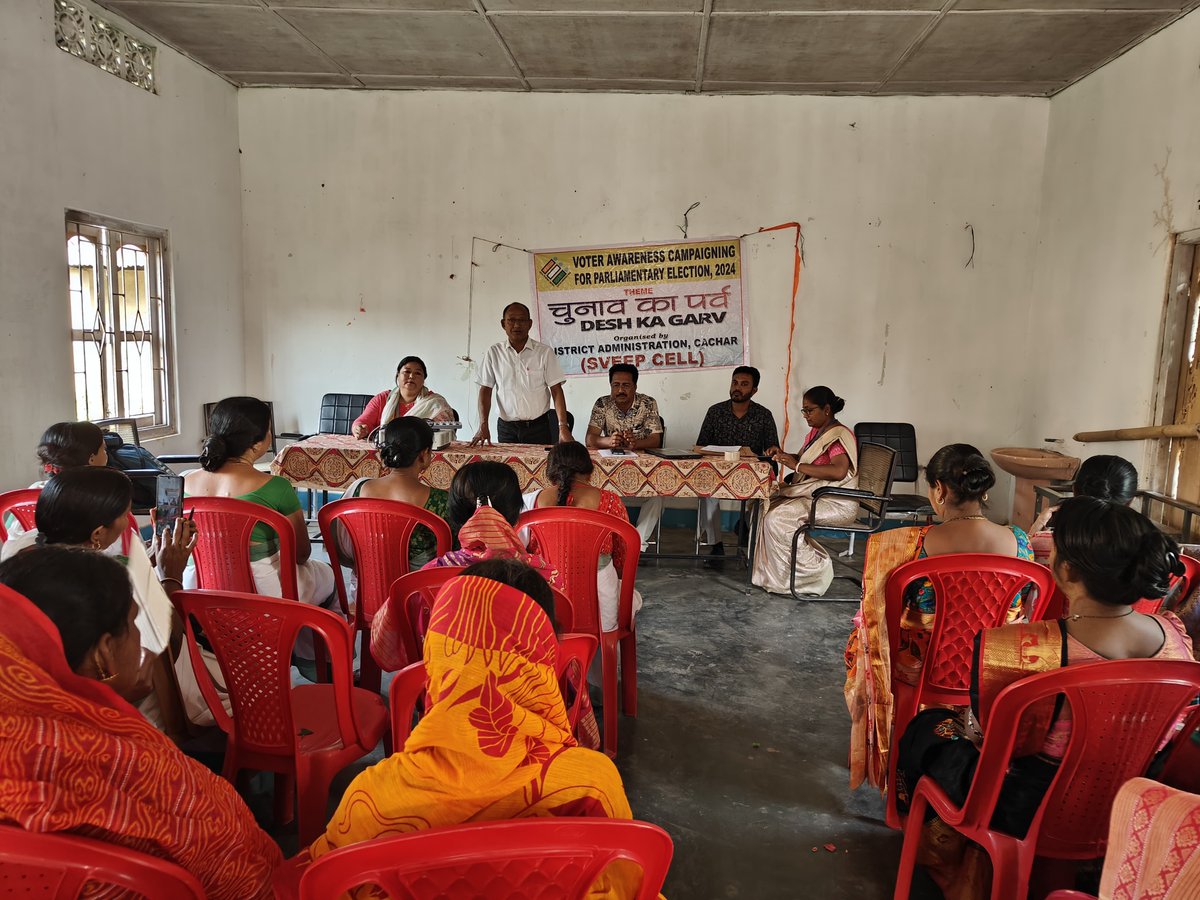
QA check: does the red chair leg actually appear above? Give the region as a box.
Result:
[294,759,332,847]
[274,772,296,827]
[601,637,620,758]
[358,628,382,694]
[892,791,927,900]
[619,633,638,718]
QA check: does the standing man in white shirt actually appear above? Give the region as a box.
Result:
[471,302,574,446]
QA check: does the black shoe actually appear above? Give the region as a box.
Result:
[704,542,726,568]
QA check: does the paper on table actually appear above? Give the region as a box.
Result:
[701,445,742,454]
[125,539,173,655]
[599,449,635,458]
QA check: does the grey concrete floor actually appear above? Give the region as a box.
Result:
[245,527,938,898]
[620,534,913,899]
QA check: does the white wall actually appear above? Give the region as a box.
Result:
[239,89,1050,514]
[0,0,242,486]
[1027,9,1200,477]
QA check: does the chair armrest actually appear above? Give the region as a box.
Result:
[812,486,879,501]
[156,454,200,464]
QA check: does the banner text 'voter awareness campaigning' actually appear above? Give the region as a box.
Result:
[530,237,748,377]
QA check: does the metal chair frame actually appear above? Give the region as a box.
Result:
[790,441,898,602]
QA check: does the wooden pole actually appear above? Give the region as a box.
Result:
[1073,424,1200,442]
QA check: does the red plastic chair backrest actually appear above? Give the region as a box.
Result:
[319,498,452,628]
[0,488,41,542]
[0,823,205,899]
[962,658,1200,859]
[184,497,298,599]
[557,633,598,730]
[389,632,599,749]
[517,507,641,636]
[886,553,1054,701]
[297,818,674,900]
[382,567,467,669]
[175,589,363,754]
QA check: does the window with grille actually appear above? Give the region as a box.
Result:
[66,212,175,437]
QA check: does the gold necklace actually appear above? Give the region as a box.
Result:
[1070,608,1134,621]
[940,513,988,524]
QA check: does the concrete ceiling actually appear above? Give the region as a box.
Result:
[97,0,1200,96]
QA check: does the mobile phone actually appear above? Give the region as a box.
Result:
[155,473,184,536]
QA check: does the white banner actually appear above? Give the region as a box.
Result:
[529,236,748,377]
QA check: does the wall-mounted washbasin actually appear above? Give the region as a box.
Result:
[990,448,1080,531]
[990,447,1080,482]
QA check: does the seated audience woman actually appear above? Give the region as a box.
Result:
[894,497,1192,899]
[425,461,558,583]
[753,386,858,596]
[350,356,455,444]
[308,564,640,898]
[1027,454,1138,563]
[0,547,281,898]
[29,467,198,726]
[183,397,336,628]
[845,443,1033,791]
[530,441,642,632]
[2,421,111,554]
[339,416,449,571]
[369,461,558,673]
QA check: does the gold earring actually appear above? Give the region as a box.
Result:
[982,493,989,502]
[91,538,103,550]
[94,651,118,682]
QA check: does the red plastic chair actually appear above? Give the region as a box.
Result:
[377,567,468,671]
[1157,702,1200,793]
[184,496,299,598]
[389,633,599,749]
[319,498,452,692]
[0,488,40,541]
[175,589,389,845]
[0,823,205,899]
[518,507,641,758]
[893,659,1200,900]
[883,553,1055,828]
[294,818,674,900]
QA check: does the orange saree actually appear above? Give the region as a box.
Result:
[310,574,644,897]
[0,589,281,898]
[845,526,923,791]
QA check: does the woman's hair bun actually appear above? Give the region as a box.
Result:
[926,444,994,503]
[1126,529,1185,601]
[1073,455,1138,506]
[198,434,229,473]
[960,455,996,497]
[379,417,434,470]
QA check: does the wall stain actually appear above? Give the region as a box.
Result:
[1152,148,1175,254]
[877,323,889,386]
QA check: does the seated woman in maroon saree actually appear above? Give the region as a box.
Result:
[896,497,1193,900]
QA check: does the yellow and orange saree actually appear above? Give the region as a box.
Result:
[311,574,644,897]
[0,589,281,898]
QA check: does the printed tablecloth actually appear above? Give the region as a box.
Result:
[271,434,775,501]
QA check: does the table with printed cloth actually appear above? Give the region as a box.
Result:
[272,434,774,562]
[271,434,775,501]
